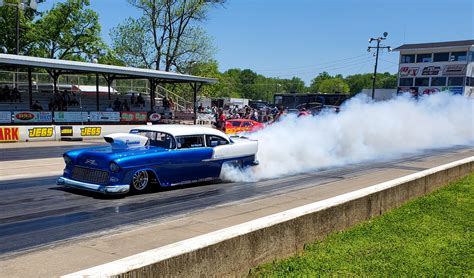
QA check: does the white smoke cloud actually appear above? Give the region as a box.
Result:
[221,93,474,182]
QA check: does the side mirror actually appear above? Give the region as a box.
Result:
[177,143,182,149]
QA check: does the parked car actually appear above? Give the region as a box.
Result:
[57,125,258,195]
[225,119,264,135]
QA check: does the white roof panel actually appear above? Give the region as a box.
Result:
[132,125,229,138]
[0,54,217,84]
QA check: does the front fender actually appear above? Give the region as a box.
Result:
[121,167,161,186]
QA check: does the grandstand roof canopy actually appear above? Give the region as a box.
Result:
[0,54,217,84]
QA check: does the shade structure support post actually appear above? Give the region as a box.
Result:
[102,74,115,101]
[28,67,33,109]
[96,73,100,111]
[149,79,156,111]
[190,82,203,125]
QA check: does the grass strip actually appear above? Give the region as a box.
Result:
[251,172,474,277]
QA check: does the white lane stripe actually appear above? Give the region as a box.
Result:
[63,156,474,278]
[0,171,63,181]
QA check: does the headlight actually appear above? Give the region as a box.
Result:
[63,155,72,165]
[109,162,120,172]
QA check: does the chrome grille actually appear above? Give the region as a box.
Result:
[72,166,109,185]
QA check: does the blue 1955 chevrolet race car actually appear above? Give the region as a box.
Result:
[57,125,258,194]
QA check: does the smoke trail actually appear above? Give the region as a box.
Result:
[221,93,474,182]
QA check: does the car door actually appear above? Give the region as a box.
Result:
[166,135,214,184]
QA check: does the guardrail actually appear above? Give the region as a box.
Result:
[63,157,474,277]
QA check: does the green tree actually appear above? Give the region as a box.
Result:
[344,72,398,95]
[377,72,398,88]
[239,69,258,99]
[31,0,104,60]
[186,60,222,97]
[282,77,305,93]
[0,0,46,55]
[318,78,350,94]
[309,71,332,93]
[344,73,372,94]
[111,0,224,72]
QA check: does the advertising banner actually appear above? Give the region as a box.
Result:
[80,126,102,136]
[397,87,419,96]
[421,66,441,76]
[443,64,466,75]
[0,111,11,123]
[28,127,54,138]
[60,126,74,137]
[148,112,162,122]
[12,111,52,123]
[0,127,20,142]
[399,67,419,77]
[89,112,120,122]
[443,86,464,95]
[120,112,148,122]
[419,87,441,95]
[54,112,89,123]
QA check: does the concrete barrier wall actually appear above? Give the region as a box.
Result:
[64,157,474,278]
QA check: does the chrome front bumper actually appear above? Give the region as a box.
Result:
[57,177,129,194]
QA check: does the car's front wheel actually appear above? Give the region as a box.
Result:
[130,170,149,194]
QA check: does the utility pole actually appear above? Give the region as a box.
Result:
[15,4,19,54]
[0,0,38,55]
[367,32,391,100]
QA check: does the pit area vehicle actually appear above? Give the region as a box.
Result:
[225,119,264,134]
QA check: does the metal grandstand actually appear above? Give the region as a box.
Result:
[0,54,217,122]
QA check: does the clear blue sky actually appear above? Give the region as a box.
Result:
[41,0,473,85]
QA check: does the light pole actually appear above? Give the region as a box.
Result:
[367,32,391,100]
[0,0,38,55]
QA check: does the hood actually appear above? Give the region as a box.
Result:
[103,133,149,149]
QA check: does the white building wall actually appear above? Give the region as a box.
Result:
[397,45,474,97]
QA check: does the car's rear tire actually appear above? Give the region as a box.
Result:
[130,170,149,194]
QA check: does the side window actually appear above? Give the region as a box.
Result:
[206,135,229,147]
[152,132,175,149]
[176,135,205,149]
[230,121,241,127]
[242,121,253,127]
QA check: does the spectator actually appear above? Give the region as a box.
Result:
[11,87,21,102]
[216,109,226,131]
[168,97,175,111]
[62,90,70,106]
[198,103,204,112]
[1,85,10,101]
[298,107,310,117]
[162,96,169,109]
[122,99,130,112]
[113,97,122,111]
[48,98,55,111]
[106,102,113,112]
[130,93,136,106]
[53,89,63,110]
[272,106,286,123]
[31,100,43,111]
[137,93,145,108]
[69,92,79,106]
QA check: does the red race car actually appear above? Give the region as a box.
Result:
[225,119,264,134]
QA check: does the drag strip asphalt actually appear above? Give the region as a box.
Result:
[0,145,472,259]
[0,143,105,162]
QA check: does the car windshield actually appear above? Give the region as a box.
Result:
[230,121,241,127]
[130,129,175,149]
